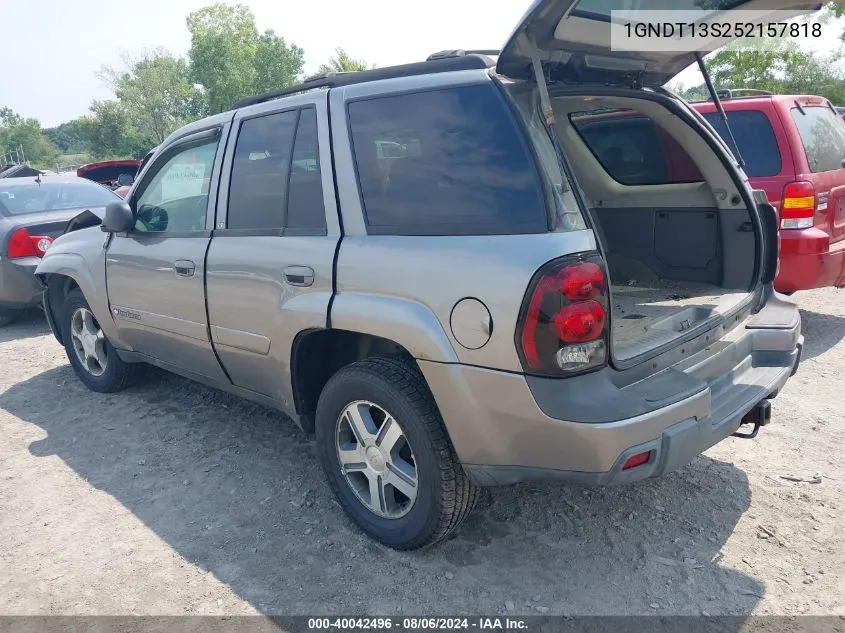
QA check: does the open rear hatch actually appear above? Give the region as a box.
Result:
[498,0,818,366]
[497,0,823,87]
[77,161,140,187]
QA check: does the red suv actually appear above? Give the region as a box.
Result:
[691,95,845,294]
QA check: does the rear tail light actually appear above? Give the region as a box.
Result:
[6,228,53,259]
[781,181,815,230]
[516,253,610,376]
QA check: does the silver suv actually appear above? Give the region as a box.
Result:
[35,0,808,549]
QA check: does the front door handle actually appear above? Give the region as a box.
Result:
[284,265,314,287]
[174,259,195,277]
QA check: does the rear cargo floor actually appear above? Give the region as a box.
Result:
[611,279,727,359]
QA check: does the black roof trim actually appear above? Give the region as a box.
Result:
[230,53,495,110]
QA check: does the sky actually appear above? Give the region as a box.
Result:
[1,0,842,127]
[1,0,529,127]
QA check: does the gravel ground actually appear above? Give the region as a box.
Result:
[0,289,843,617]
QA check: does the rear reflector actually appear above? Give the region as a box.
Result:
[622,451,652,471]
[781,181,815,230]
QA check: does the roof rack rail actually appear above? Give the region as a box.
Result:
[715,88,774,100]
[426,49,500,61]
[231,53,496,111]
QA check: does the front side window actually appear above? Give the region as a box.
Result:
[348,83,549,235]
[790,106,845,174]
[133,138,219,233]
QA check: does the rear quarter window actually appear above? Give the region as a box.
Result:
[347,84,549,236]
[790,106,845,174]
[701,110,781,178]
[570,111,703,185]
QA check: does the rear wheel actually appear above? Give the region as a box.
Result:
[315,356,479,550]
[62,289,139,392]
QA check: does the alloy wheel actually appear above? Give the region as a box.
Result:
[70,307,108,377]
[335,400,418,519]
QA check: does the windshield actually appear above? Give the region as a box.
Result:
[0,180,119,216]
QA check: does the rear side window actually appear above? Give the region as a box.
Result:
[570,111,703,185]
[790,106,845,174]
[287,108,327,232]
[701,110,781,178]
[347,84,548,236]
[227,110,297,230]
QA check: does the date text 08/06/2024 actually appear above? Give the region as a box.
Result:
[307,617,529,631]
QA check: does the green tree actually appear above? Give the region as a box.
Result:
[99,49,205,147]
[704,41,789,92]
[700,36,845,105]
[187,3,304,114]
[0,107,61,169]
[317,47,369,74]
[44,119,88,154]
[80,100,146,160]
[825,1,845,37]
[253,29,306,95]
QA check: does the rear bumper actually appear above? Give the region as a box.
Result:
[421,294,802,487]
[775,229,845,293]
[0,257,42,310]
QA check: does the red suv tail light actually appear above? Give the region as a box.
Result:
[781,181,815,230]
[516,253,610,376]
[6,228,53,259]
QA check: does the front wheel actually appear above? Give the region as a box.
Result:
[315,356,480,550]
[61,289,139,392]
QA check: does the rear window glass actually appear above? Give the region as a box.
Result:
[570,110,703,185]
[0,180,118,216]
[347,84,548,236]
[574,0,745,16]
[790,106,845,174]
[701,110,782,178]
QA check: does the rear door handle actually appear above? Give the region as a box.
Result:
[284,265,314,287]
[174,259,195,277]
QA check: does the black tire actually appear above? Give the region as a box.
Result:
[61,289,139,393]
[0,309,19,327]
[315,356,480,550]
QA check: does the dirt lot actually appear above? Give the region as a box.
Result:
[1,289,843,617]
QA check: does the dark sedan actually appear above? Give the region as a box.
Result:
[0,175,120,326]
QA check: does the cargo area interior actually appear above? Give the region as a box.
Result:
[551,94,759,361]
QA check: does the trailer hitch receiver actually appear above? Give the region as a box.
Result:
[732,400,772,439]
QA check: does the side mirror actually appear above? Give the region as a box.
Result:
[101,200,134,233]
[116,173,135,187]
